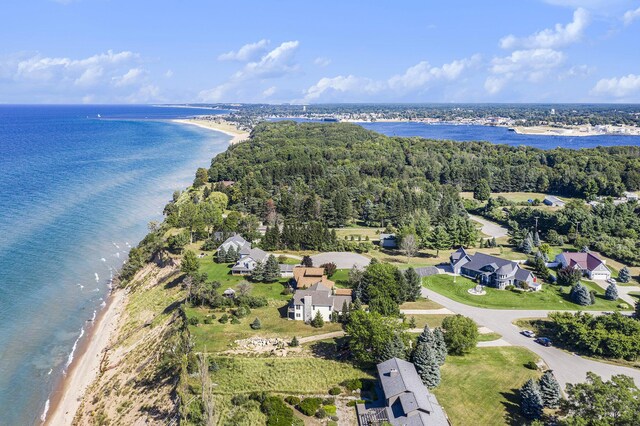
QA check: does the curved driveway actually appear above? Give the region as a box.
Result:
[421,287,640,388]
[310,252,370,269]
[469,214,508,239]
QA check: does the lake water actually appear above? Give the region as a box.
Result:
[0,105,229,425]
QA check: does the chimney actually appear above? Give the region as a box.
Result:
[389,368,399,377]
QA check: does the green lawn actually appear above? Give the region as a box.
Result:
[331,269,350,287]
[477,332,502,342]
[208,357,372,395]
[407,315,453,330]
[424,274,626,311]
[187,304,343,352]
[433,347,541,426]
[200,257,245,286]
[400,298,444,310]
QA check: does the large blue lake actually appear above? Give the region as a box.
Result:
[0,105,229,425]
[357,121,640,149]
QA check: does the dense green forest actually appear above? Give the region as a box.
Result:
[209,120,639,213]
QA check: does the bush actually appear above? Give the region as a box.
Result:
[328,386,341,395]
[188,316,199,325]
[322,397,335,405]
[324,405,337,416]
[203,317,212,324]
[261,396,296,426]
[315,407,327,419]
[525,361,538,370]
[297,397,322,416]
[250,317,262,330]
[218,314,229,324]
[284,396,300,406]
[231,394,249,406]
[290,336,299,347]
[342,378,363,391]
[231,317,241,324]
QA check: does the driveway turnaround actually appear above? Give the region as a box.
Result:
[469,214,509,239]
[421,287,640,388]
[310,252,371,269]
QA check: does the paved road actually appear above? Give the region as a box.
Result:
[469,214,509,239]
[311,252,371,269]
[421,287,640,388]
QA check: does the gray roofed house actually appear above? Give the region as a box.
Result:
[230,247,269,275]
[357,358,449,426]
[379,233,398,249]
[450,247,539,291]
[288,282,352,322]
[543,195,566,207]
[218,234,249,253]
[279,263,295,278]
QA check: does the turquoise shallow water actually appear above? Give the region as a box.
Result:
[0,105,229,425]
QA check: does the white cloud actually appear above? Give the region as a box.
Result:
[623,7,640,25]
[592,74,640,97]
[165,69,174,78]
[500,8,589,49]
[112,68,147,87]
[486,48,565,94]
[218,39,270,62]
[1,50,162,103]
[388,55,481,90]
[299,55,479,102]
[262,86,277,97]
[314,57,331,67]
[200,40,300,102]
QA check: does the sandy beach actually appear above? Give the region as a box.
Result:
[44,289,127,426]
[173,118,250,144]
[511,124,640,137]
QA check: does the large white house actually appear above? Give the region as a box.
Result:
[230,246,269,275]
[217,234,249,253]
[555,251,611,281]
[288,282,352,322]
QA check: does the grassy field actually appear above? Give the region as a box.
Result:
[400,298,443,310]
[460,191,582,205]
[406,314,453,329]
[477,332,502,342]
[434,347,541,426]
[187,304,343,352]
[334,227,382,242]
[330,268,350,287]
[208,357,372,394]
[424,274,626,311]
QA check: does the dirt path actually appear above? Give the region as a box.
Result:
[298,331,346,344]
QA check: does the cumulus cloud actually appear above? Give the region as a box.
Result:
[0,50,162,103]
[262,86,277,97]
[592,74,640,97]
[218,39,270,62]
[299,55,479,102]
[623,7,640,25]
[314,57,331,67]
[485,48,565,94]
[500,8,589,49]
[200,40,300,102]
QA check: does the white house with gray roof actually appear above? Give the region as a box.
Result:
[217,234,249,253]
[357,358,449,426]
[450,247,539,291]
[288,282,352,322]
[230,246,269,275]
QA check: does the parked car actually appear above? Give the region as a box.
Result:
[521,330,535,338]
[535,337,552,347]
[607,278,617,285]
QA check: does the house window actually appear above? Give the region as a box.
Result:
[296,313,300,318]
[312,305,315,309]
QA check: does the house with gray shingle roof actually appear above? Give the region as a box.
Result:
[288,282,351,322]
[230,246,269,275]
[357,358,449,426]
[450,247,539,291]
[217,234,249,253]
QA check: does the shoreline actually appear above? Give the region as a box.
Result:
[172,118,250,144]
[44,288,127,426]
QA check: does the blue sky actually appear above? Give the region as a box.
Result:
[1,0,639,103]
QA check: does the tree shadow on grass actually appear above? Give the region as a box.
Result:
[310,336,351,361]
[277,302,290,319]
[164,274,183,289]
[500,388,524,425]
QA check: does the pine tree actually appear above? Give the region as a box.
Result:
[217,246,227,263]
[490,236,497,248]
[405,267,422,301]
[432,328,447,366]
[341,300,349,322]
[395,269,408,303]
[522,233,534,255]
[533,252,550,281]
[262,226,280,250]
[636,301,640,319]
[533,231,541,247]
[311,310,324,328]
[538,370,561,408]
[570,282,592,305]
[290,336,299,347]
[618,266,631,283]
[520,378,544,420]
[377,333,406,362]
[264,255,281,282]
[417,325,435,347]
[412,343,440,388]
[251,261,265,282]
[605,282,618,301]
[226,246,238,263]
[250,317,262,330]
[351,298,362,311]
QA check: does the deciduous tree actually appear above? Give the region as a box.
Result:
[441,315,478,355]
